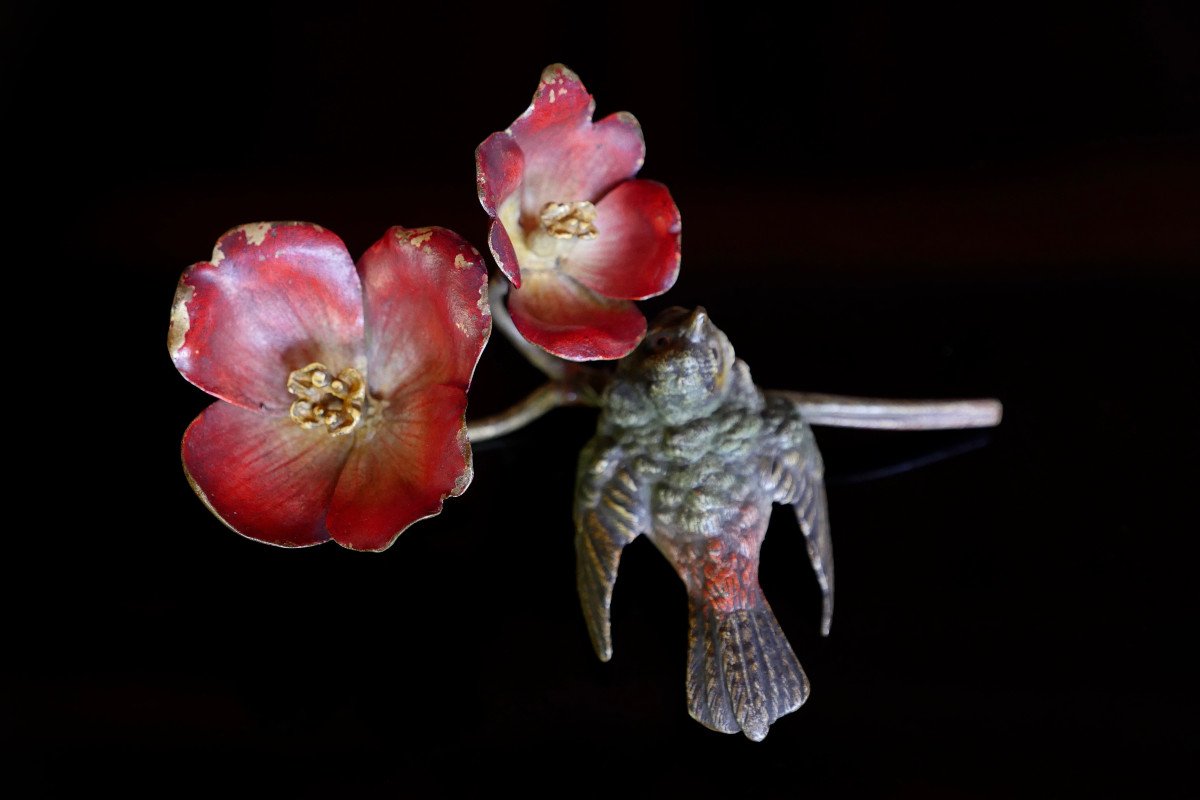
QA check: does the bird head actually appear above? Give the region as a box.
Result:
[617,306,737,426]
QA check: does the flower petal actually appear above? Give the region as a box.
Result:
[182,402,352,547]
[567,179,682,300]
[477,133,526,286]
[169,222,365,412]
[507,271,647,361]
[488,219,522,288]
[326,385,472,551]
[476,131,524,217]
[508,64,645,216]
[357,226,491,400]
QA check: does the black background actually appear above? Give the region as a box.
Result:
[7,1,1198,795]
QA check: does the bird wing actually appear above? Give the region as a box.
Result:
[574,436,649,661]
[764,394,834,635]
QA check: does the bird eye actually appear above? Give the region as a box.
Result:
[650,334,671,351]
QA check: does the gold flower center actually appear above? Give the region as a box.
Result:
[287,362,366,437]
[540,200,598,240]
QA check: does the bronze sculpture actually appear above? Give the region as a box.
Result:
[575,306,833,740]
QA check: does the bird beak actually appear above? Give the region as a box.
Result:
[686,307,709,342]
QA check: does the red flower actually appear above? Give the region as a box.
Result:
[476,64,682,361]
[168,222,491,551]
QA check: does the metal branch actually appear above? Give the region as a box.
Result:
[488,279,570,381]
[468,382,592,443]
[767,391,1003,430]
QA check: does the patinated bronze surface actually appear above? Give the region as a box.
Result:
[575,306,832,741]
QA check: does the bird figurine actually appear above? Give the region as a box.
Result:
[574,306,833,741]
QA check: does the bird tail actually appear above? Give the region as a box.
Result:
[686,591,810,741]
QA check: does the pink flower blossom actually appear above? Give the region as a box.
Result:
[477,64,682,361]
[168,222,491,551]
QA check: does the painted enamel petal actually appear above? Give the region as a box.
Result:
[507,65,645,217]
[507,270,647,361]
[566,179,682,300]
[476,133,527,286]
[170,222,366,413]
[181,401,352,547]
[357,226,491,401]
[326,384,473,551]
[474,65,679,362]
[476,131,525,216]
[487,219,523,287]
[509,63,593,139]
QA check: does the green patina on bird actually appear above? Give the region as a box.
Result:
[575,306,833,741]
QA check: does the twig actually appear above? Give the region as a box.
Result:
[768,391,1003,430]
[488,280,570,381]
[468,382,591,443]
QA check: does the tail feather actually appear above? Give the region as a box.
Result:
[686,597,810,741]
[686,602,739,734]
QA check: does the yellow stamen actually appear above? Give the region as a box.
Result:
[287,362,365,436]
[540,200,598,240]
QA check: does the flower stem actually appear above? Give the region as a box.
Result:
[767,391,1003,430]
[467,381,595,443]
[488,280,571,381]
[480,278,1002,439]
